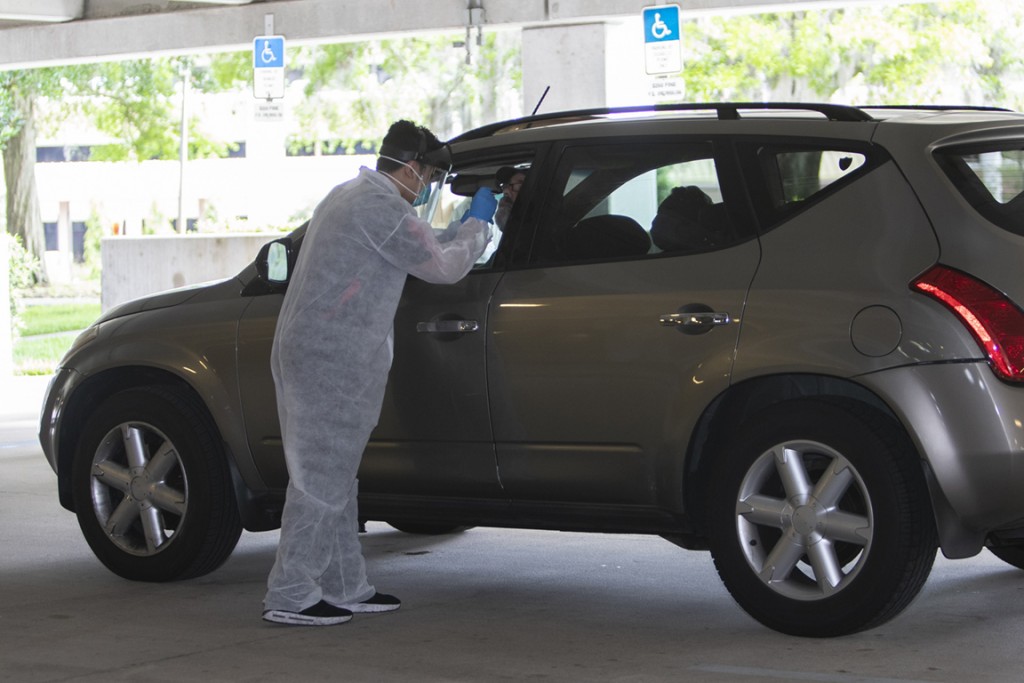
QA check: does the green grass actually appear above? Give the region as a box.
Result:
[20,302,101,336]
[13,301,101,376]
[13,332,80,375]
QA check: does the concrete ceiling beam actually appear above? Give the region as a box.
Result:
[0,0,868,70]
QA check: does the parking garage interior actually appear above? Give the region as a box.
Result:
[4,1,1024,681]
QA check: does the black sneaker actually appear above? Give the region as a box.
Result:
[263,600,353,626]
[343,592,401,613]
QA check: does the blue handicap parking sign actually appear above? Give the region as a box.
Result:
[643,5,680,44]
[253,35,286,100]
[253,36,285,69]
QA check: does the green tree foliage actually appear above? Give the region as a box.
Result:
[0,67,70,282]
[201,51,251,92]
[4,232,37,334]
[0,68,67,147]
[69,60,181,161]
[62,56,247,161]
[680,0,1024,106]
[289,31,521,154]
[1,54,250,280]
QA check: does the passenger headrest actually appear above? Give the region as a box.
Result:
[563,214,651,259]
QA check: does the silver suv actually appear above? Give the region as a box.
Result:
[40,103,1024,637]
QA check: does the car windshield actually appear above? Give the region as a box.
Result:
[936,142,1024,236]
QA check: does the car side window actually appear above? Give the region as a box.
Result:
[534,141,740,264]
[765,148,866,204]
[741,141,872,229]
[935,143,1024,237]
[424,157,533,268]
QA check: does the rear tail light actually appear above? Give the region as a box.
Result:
[912,264,1024,383]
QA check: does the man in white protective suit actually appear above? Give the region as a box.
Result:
[262,120,496,626]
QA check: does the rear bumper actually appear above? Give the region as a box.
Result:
[862,361,1024,558]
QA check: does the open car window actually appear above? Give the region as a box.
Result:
[423,158,533,268]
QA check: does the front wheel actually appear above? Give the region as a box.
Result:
[707,399,937,637]
[71,386,242,581]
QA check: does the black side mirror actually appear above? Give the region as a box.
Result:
[255,237,295,287]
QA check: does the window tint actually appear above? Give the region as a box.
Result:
[741,142,871,228]
[936,144,1024,236]
[773,149,866,202]
[536,141,740,263]
[760,147,865,206]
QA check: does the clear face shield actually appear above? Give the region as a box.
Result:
[417,145,453,224]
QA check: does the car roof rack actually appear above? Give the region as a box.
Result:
[451,102,875,143]
[863,104,1014,113]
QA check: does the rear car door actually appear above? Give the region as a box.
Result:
[488,137,761,518]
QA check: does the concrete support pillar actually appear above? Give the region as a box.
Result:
[198,198,209,232]
[44,200,73,284]
[522,19,674,116]
[59,201,71,252]
[522,23,609,113]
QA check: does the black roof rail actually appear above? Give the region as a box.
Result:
[861,104,1014,113]
[450,102,875,143]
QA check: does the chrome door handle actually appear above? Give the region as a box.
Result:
[660,311,731,335]
[416,320,480,334]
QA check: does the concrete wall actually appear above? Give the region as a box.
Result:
[101,233,276,311]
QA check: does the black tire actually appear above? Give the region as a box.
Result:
[988,544,1024,569]
[71,386,242,581]
[707,399,937,637]
[387,521,471,535]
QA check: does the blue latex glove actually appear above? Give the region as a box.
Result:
[461,187,498,223]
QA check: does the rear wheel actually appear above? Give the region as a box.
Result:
[72,386,242,581]
[707,399,937,637]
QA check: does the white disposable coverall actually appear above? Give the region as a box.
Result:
[265,167,489,612]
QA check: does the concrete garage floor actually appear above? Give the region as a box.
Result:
[3,376,1024,683]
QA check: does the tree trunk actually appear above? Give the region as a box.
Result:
[3,88,47,285]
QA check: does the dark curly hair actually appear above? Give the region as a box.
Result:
[376,120,442,173]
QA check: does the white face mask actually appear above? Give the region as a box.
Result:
[379,155,450,221]
[379,156,428,202]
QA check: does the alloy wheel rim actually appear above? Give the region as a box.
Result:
[89,422,188,556]
[734,440,874,601]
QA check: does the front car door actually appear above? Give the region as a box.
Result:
[236,152,538,519]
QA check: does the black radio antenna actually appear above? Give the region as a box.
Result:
[531,86,550,116]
